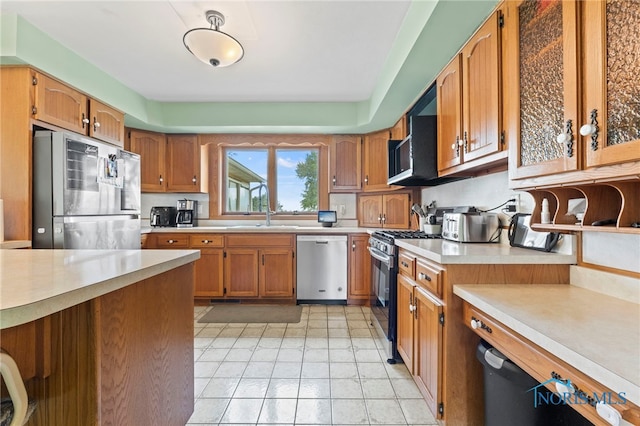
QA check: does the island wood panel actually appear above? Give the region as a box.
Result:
[97,264,194,426]
[439,263,570,425]
[17,305,98,426]
[16,264,194,425]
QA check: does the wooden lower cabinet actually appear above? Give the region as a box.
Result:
[260,249,295,297]
[413,286,443,417]
[347,234,371,304]
[224,234,295,300]
[397,273,443,419]
[396,274,415,367]
[397,247,571,424]
[225,249,260,297]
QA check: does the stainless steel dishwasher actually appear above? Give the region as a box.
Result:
[296,235,348,303]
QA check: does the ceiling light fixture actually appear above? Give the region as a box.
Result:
[183,10,244,68]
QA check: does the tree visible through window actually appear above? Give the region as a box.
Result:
[225,147,319,214]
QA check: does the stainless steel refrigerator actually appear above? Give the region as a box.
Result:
[32,130,141,249]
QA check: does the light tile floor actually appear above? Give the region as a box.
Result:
[188,304,437,425]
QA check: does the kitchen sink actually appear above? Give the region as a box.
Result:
[227,225,299,229]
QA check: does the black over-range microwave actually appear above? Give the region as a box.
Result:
[388,115,462,186]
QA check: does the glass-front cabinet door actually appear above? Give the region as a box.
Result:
[506,0,580,179]
[582,0,640,168]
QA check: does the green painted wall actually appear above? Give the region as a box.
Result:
[1,1,498,134]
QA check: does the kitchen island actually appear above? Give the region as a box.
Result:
[0,249,200,425]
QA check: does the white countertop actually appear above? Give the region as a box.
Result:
[144,225,370,234]
[395,238,576,264]
[0,249,200,329]
[453,284,640,406]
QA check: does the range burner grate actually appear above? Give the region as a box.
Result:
[375,230,442,240]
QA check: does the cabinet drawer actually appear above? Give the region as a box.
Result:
[415,260,442,298]
[189,234,224,248]
[154,234,189,248]
[226,234,293,247]
[398,252,415,279]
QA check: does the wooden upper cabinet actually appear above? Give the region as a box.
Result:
[128,129,167,192]
[363,129,391,192]
[506,0,580,179]
[462,10,502,163]
[383,193,410,229]
[390,116,408,140]
[582,0,640,168]
[33,72,125,146]
[166,134,201,192]
[358,193,410,229]
[359,195,385,227]
[89,99,125,147]
[330,135,362,192]
[34,73,88,135]
[438,10,504,176]
[437,56,463,173]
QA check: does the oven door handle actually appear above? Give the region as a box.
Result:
[368,247,393,265]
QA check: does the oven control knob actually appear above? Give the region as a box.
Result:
[381,245,387,253]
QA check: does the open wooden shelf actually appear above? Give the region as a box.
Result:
[526,179,640,234]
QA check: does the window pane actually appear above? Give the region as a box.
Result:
[226,149,268,213]
[276,149,318,213]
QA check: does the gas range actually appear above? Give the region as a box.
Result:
[369,230,441,257]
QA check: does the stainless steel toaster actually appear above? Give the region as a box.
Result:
[442,212,501,243]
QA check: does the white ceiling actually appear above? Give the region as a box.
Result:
[1,0,412,103]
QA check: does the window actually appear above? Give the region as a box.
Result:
[224,147,319,214]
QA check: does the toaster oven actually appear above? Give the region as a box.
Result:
[442,212,501,243]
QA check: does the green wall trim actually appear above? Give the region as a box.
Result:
[1,1,498,134]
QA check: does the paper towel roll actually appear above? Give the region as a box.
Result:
[0,199,4,242]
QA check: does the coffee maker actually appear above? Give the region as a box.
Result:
[176,199,197,228]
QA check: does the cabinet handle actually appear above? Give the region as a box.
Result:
[382,214,386,223]
[93,117,101,131]
[82,113,89,128]
[167,239,176,244]
[159,175,163,184]
[378,214,382,224]
[470,316,492,333]
[192,175,197,184]
[418,272,431,282]
[580,108,599,151]
[463,131,469,153]
[332,176,337,185]
[556,119,574,158]
[352,243,356,251]
[453,136,461,157]
[364,175,369,184]
[202,240,210,244]
[401,261,409,268]
[409,293,414,312]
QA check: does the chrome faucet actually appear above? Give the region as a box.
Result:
[257,182,272,226]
